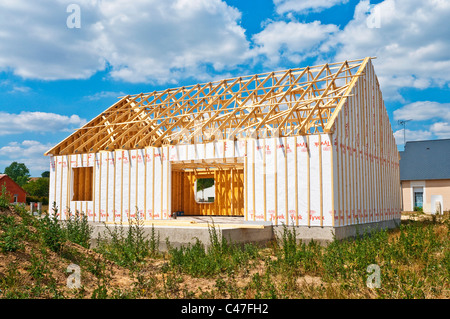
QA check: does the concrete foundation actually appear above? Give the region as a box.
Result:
[273,218,402,246]
[89,218,274,251]
[88,217,401,250]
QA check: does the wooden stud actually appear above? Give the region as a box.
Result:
[330,134,335,227]
[274,138,278,225]
[113,152,116,222]
[252,139,255,221]
[93,154,96,220]
[284,137,288,225]
[152,148,155,219]
[319,134,323,227]
[105,152,109,221]
[244,140,248,221]
[167,148,170,218]
[294,136,298,226]
[263,138,267,222]
[66,155,70,217]
[307,135,310,227]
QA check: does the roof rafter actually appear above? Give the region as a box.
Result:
[45,58,373,156]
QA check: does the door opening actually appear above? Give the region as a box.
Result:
[171,161,244,216]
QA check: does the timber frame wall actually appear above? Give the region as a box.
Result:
[47,58,401,227]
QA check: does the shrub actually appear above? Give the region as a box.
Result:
[168,222,259,277]
[95,209,156,269]
[0,184,12,210]
[38,204,65,253]
[0,214,25,252]
[65,209,93,249]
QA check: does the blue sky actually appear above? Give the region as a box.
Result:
[0,0,449,176]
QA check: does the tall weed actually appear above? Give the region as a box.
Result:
[65,209,93,249]
[168,223,259,277]
[95,209,156,269]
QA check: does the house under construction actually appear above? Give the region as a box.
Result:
[45,57,401,241]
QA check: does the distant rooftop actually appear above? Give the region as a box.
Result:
[400,139,450,181]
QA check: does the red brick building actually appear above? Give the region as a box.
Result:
[0,174,27,203]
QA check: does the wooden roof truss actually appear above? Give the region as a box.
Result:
[46,58,371,156]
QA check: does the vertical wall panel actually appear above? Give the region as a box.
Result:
[254,139,265,221]
[54,156,61,217]
[94,153,101,222]
[296,136,308,226]
[84,154,94,221]
[136,149,146,219]
[162,147,169,219]
[332,127,340,226]
[187,144,196,161]
[309,135,321,226]
[196,143,205,160]
[121,151,130,220]
[99,152,107,222]
[286,137,296,226]
[236,140,246,158]
[276,137,287,225]
[265,138,275,223]
[321,134,333,227]
[114,151,122,222]
[68,154,76,216]
[49,156,56,213]
[205,142,214,160]
[145,148,154,219]
[60,155,68,220]
[349,85,356,225]
[129,150,137,218]
[107,152,115,222]
[246,139,255,220]
[153,148,162,219]
[224,140,234,158]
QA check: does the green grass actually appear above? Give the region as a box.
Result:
[167,222,260,278]
[0,202,448,299]
[94,210,160,270]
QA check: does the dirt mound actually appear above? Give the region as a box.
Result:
[0,206,136,298]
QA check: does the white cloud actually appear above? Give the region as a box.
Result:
[99,0,250,83]
[0,0,250,83]
[0,0,105,80]
[0,140,53,174]
[393,101,450,121]
[85,91,125,101]
[252,20,338,66]
[327,0,450,100]
[430,122,450,139]
[0,111,87,135]
[274,0,349,14]
[393,128,433,145]
[0,80,31,94]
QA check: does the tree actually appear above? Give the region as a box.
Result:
[41,171,50,178]
[23,177,49,205]
[196,178,214,202]
[196,178,214,192]
[3,162,30,186]
[23,178,49,198]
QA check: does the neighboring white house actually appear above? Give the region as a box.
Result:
[400,139,450,214]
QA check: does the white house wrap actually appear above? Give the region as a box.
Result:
[46,58,401,232]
